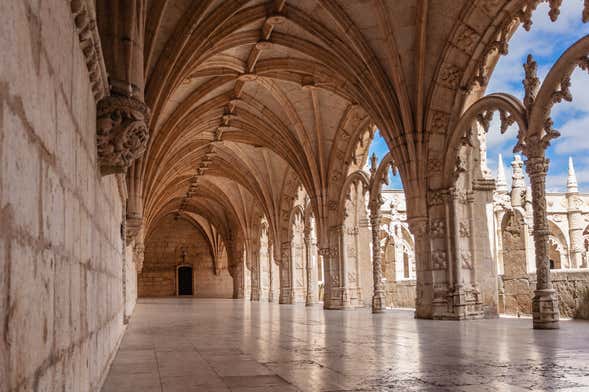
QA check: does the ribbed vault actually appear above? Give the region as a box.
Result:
[125,0,557,302]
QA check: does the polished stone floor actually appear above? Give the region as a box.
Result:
[102,298,589,392]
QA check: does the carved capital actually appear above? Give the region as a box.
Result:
[318,247,338,257]
[97,95,150,175]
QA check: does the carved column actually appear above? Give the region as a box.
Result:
[525,154,560,329]
[96,0,150,175]
[319,245,340,309]
[279,242,292,304]
[304,225,314,306]
[369,207,385,313]
[567,158,583,268]
[250,248,260,301]
[268,239,274,302]
[408,217,431,318]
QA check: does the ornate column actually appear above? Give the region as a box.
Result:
[304,225,314,306]
[525,153,559,329]
[408,217,432,318]
[566,157,583,269]
[369,205,385,313]
[250,249,260,301]
[96,0,150,175]
[268,239,274,302]
[318,247,338,308]
[279,242,292,304]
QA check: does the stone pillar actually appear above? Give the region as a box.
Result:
[525,154,559,329]
[96,0,150,175]
[268,240,274,302]
[566,157,583,269]
[279,242,291,304]
[304,225,314,306]
[369,208,386,313]
[250,249,260,301]
[319,244,340,309]
[408,217,432,318]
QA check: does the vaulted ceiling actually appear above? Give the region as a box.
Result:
[130,0,536,258]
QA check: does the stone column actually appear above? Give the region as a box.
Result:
[268,240,274,302]
[525,154,560,329]
[408,217,431,318]
[304,225,314,306]
[319,244,340,309]
[96,0,150,175]
[279,242,291,304]
[566,157,583,269]
[250,249,260,301]
[369,207,386,313]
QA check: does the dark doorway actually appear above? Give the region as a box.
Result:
[178,266,193,295]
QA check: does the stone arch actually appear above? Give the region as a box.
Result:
[548,220,569,269]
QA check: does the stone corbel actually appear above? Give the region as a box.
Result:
[97,95,150,175]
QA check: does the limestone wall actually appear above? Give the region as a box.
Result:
[0,1,127,391]
[385,280,417,308]
[499,271,589,319]
[138,216,233,298]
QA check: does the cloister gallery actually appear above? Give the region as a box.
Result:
[2,0,589,391]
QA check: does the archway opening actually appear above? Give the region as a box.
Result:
[178,266,193,296]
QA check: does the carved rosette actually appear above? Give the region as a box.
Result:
[97,95,150,175]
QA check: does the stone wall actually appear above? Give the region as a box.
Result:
[499,271,589,319]
[0,1,127,391]
[385,280,417,308]
[138,215,233,298]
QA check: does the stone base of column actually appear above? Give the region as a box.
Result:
[323,287,363,309]
[305,293,315,306]
[447,286,484,320]
[279,288,292,304]
[371,291,386,313]
[268,292,274,303]
[532,289,560,329]
[250,288,260,301]
[430,286,483,320]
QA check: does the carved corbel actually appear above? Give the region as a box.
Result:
[97,95,150,175]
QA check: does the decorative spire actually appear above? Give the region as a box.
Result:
[370,153,378,176]
[496,153,508,193]
[567,156,579,193]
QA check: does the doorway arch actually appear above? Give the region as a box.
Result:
[177,265,193,296]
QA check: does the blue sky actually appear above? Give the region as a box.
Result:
[369,1,589,192]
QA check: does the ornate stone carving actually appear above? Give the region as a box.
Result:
[523,54,540,111]
[461,251,473,270]
[439,64,462,89]
[430,111,450,134]
[318,247,338,257]
[459,222,471,238]
[432,250,447,270]
[428,190,446,206]
[453,24,479,53]
[430,219,445,238]
[70,0,109,100]
[97,95,150,175]
[427,158,442,172]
